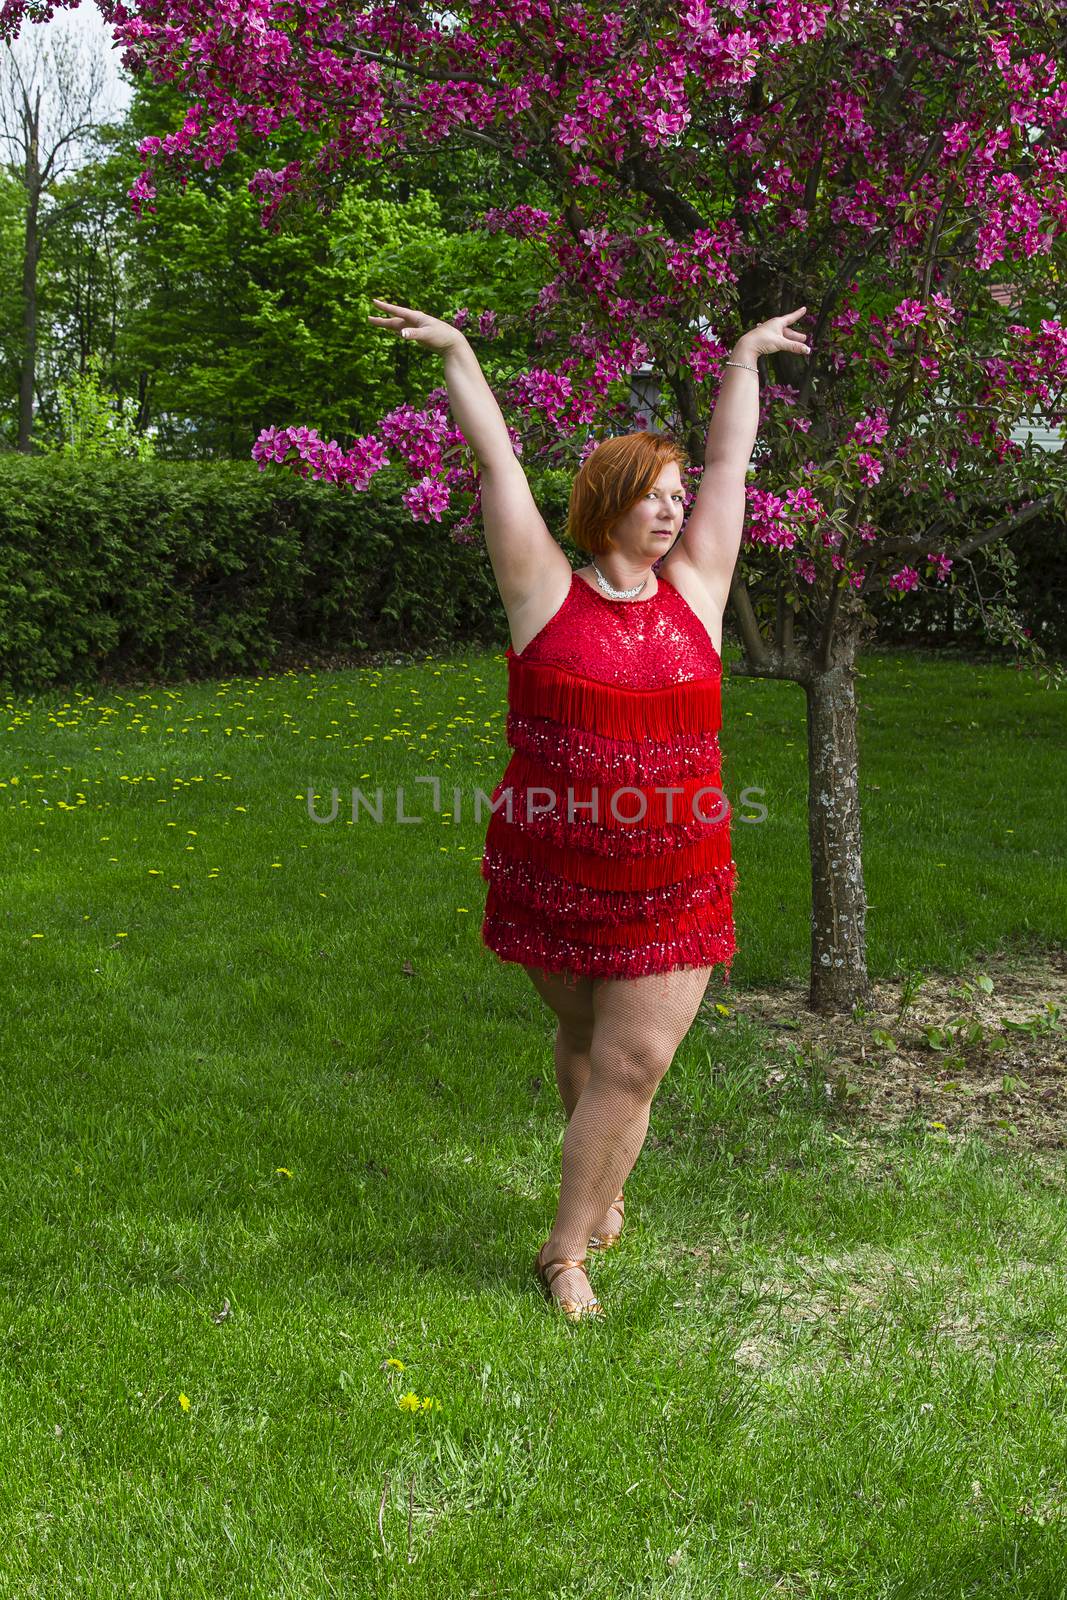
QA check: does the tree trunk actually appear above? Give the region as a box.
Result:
[804,641,875,1013]
[18,186,39,454]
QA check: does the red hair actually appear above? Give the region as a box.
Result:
[566,432,690,555]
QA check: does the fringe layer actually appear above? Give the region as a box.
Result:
[506,713,724,787]
[481,846,737,923]
[485,890,731,949]
[481,910,737,985]
[485,795,729,857]
[486,748,729,851]
[480,816,734,889]
[508,657,722,740]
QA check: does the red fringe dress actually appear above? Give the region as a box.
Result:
[480,569,737,987]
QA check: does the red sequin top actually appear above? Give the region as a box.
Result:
[480,569,737,986]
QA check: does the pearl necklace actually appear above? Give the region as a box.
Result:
[590,560,652,600]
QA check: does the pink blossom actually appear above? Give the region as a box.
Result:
[890,299,927,330]
[849,410,889,447]
[402,477,452,522]
[378,405,450,477]
[856,453,883,487]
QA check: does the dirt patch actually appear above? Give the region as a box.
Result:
[710,947,1067,1152]
[666,1249,1065,1382]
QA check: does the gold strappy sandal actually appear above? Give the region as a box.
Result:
[588,1191,625,1251]
[535,1245,605,1322]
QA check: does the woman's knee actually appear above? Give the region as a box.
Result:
[526,964,595,1046]
[558,1015,594,1054]
[589,1036,674,1100]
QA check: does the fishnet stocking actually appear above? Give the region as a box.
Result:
[527,963,715,1311]
[549,1017,624,1244]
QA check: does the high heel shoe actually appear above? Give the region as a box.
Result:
[534,1244,605,1322]
[588,1191,625,1251]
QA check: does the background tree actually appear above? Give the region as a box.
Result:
[38,345,155,457]
[6,67,551,456]
[0,15,121,450]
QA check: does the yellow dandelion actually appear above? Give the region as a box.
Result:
[715,1003,730,1015]
[178,1393,190,1411]
[276,1167,292,1177]
[397,1392,422,1412]
[384,1358,405,1372]
[420,1397,439,1412]
[929,1121,947,1131]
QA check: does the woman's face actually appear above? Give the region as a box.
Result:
[608,464,686,562]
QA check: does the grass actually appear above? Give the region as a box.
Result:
[1,642,1065,1597]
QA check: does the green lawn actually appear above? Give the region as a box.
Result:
[1,645,1065,1597]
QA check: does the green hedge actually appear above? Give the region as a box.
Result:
[15,454,1054,693]
[0,457,572,693]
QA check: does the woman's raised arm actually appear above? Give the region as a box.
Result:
[368,298,570,622]
[368,297,515,472]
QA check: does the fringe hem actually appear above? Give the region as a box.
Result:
[486,893,733,950]
[481,914,736,985]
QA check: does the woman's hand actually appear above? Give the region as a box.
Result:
[367,297,465,353]
[733,306,812,361]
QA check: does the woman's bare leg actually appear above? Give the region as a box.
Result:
[525,966,621,1250]
[525,965,594,1117]
[540,966,716,1310]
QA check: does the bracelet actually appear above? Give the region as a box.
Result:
[723,359,759,373]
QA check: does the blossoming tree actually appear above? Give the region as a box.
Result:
[5,0,1064,1009]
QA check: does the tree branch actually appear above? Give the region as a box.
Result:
[727,569,773,670]
[616,152,707,237]
[332,44,494,86]
[856,491,1058,597]
[952,492,1057,558]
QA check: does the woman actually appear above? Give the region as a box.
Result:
[369,296,811,1321]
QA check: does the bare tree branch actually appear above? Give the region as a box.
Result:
[0,17,123,450]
